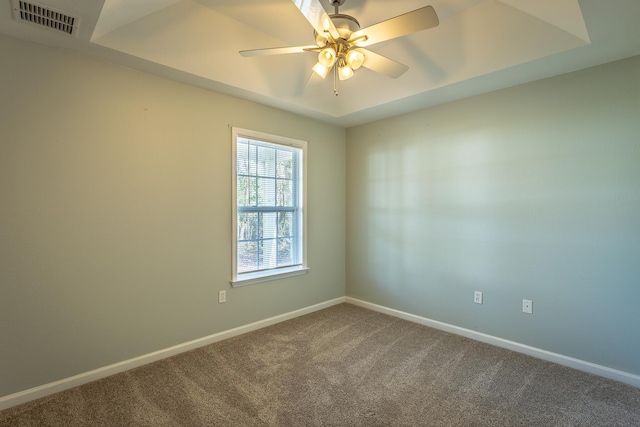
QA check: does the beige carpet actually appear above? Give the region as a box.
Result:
[1,303,639,426]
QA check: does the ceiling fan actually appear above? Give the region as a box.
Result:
[240,0,439,95]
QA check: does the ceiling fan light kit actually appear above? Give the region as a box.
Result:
[240,0,439,95]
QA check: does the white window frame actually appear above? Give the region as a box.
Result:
[231,127,308,287]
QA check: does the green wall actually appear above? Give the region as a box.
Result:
[0,34,346,397]
[346,55,640,375]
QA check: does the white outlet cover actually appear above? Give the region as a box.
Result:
[523,299,532,314]
[474,291,483,304]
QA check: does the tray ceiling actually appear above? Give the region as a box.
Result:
[2,0,639,127]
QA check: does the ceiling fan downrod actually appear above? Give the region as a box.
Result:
[329,0,346,14]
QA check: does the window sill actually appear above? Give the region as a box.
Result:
[231,266,310,287]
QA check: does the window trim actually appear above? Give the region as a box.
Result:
[231,127,308,287]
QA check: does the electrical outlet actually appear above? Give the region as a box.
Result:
[522,299,532,314]
[474,291,483,304]
[218,290,226,304]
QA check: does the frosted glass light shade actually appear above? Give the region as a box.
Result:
[318,48,337,67]
[338,65,354,80]
[312,62,330,79]
[315,33,328,47]
[345,49,364,70]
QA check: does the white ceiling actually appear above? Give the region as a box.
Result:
[2,0,639,127]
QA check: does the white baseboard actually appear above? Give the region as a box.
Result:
[3,295,637,412]
[345,297,640,389]
[0,297,346,411]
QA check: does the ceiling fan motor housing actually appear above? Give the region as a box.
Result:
[314,13,360,46]
[331,14,360,39]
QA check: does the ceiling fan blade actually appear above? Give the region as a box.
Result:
[240,45,319,57]
[350,6,439,48]
[359,49,409,79]
[291,0,340,40]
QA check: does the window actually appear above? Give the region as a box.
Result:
[231,127,308,286]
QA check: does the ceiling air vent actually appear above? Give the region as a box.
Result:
[11,0,80,37]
